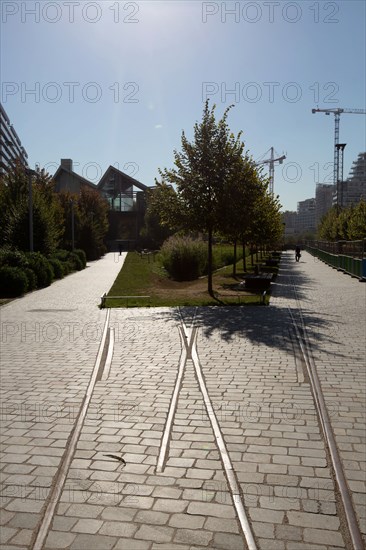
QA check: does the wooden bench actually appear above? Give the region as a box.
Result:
[265,258,279,267]
[243,273,273,290]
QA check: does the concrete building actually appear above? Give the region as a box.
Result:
[339,152,366,207]
[282,210,298,238]
[0,103,28,176]
[315,183,334,226]
[296,198,316,234]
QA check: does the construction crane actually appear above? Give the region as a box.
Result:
[311,107,366,189]
[256,147,286,196]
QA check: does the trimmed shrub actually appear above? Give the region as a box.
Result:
[73,249,87,268]
[161,236,208,281]
[67,251,84,271]
[0,249,28,269]
[61,261,71,276]
[48,258,64,279]
[52,249,86,272]
[25,252,53,288]
[23,267,37,290]
[52,249,69,262]
[0,266,28,297]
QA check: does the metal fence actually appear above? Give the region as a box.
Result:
[306,239,366,281]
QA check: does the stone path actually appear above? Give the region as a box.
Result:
[0,250,365,549]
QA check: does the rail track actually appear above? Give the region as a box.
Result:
[28,285,363,549]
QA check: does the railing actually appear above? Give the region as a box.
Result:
[305,240,366,281]
[100,293,151,308]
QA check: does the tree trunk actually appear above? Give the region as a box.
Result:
[232,240,237,277]
[208,227,213,296]
[250,244,254,267]
[242,241,246,272]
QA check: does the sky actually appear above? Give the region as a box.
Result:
[1,0,365,211]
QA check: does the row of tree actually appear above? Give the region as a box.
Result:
[0,163,109,260]
[318,201,366,241]
[144,102,283,294]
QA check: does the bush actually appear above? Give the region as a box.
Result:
[23,267,37,290]
[67,251,84,271]
[52,249,69,262]
[48,258,64,279]
[0,248,28,269]
[52,249,86,272]
[160,236,208,281]
[0,266,28,297]
[73,249,87,268]
[25,252,53,288]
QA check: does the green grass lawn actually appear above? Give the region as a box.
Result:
[106,247,273,308]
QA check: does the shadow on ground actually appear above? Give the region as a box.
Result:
[152,252,348,359]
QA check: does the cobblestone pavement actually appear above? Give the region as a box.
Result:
[0,251,365,549]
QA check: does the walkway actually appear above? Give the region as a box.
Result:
[0,251,365,549]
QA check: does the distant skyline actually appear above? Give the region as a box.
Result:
[1,0,365,211]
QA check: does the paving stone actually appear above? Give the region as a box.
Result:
[0,510,15,525]
[98,521,138,537]
[213,532,245,550]
[287,511,340,530]
[64,503,105,519]
[187,501,236,518]
[70,533,117,549]
[153,499,188,513]
[135,524,174,543]
[72,518,104,534]
[275,524,302,541]
[135,510,170,525]
[257,538,285,550]
[0,527,17,544]
[174,528,213,546]
[151,486,182,499]
[51,516,78,531]
[8,529,33,546]
[8,512,39,529]
[303,527,344,546]
[113,539,151,550]
[169,513,205,529]
[45,531,77,548]
[249,507,284,524]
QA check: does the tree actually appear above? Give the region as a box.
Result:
[140,183,181,247]
[347,200,366,240]
[57,191,81,251]
[220,153,266,274]
[77,187,109,260]
[318,205,342,241]
[0,163,64,255]
[159,101,244,295]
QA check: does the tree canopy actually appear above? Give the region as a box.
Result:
[155,101,283,294]
[318,201,366,241]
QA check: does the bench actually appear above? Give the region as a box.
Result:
[265,259,279,267]
[243,273,273,290]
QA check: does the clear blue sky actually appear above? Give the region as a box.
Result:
[1,0,365,211]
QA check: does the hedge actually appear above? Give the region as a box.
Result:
[0,266,28,297]
[25,252,53,288]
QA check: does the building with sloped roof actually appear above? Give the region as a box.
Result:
[53,159,151,249]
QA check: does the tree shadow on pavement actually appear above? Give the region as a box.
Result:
[153,251,349,359]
